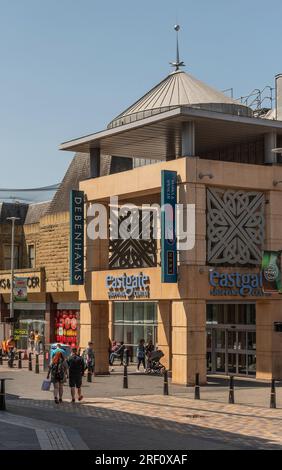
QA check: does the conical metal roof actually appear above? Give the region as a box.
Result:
[108,70,252,129]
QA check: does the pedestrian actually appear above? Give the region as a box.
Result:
[51,343,66,359]
[47,351,68,404]
[28,330,35,353]
[34,330,42,354]
[109,341,125,371]
[85,341,95,376]
[6,335,16,368]
[68,347,85,403]
[136,339,146,372]
[145,339,155,368]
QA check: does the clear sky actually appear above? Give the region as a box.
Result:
[0,0,281,188]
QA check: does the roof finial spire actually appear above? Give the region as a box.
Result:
[170,24,185,72]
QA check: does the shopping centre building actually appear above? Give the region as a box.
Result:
[2,51,282,384]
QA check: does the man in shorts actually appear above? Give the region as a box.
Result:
[68,347,84,403]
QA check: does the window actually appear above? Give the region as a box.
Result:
[4,245,19,269]
[28,245,35,268]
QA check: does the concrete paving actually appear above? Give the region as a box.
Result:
[0,363,282,450]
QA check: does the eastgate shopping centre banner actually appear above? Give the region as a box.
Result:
[161,170,178,283]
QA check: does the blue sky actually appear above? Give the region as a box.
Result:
[0,0,281,188]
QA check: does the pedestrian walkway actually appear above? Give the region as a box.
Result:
[1,364,282,449]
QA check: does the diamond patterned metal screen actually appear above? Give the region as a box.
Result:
[207,188,265,266]
[109,210,157,269]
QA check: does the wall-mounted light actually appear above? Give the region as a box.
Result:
[198,173,214,180]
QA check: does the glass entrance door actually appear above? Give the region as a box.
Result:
[207,327,256,376]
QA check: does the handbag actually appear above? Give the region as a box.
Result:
[41,379,51,391]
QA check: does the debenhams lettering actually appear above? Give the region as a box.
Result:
[106,273,150,298]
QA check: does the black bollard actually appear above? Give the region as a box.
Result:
[35,354,39,374]
[163,369,169,395]
[123,365,128,389]
[0,349,2,366]
[194,373,200,400]
[87,366,92,383]
[270,379,276,409]
[228,375,235,404]
[124,349,129,366]
[28,352,33,371]
[0,379,6,411]
[18,351,22,369]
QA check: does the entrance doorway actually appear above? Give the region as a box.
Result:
[206,304,256,376]
[113,302,158,359]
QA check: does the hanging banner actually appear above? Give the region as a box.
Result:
[13,277,28,301]
[70,190,84,285]
[161,170,178,283]
[261,250,282,293]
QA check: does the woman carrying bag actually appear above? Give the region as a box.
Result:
[47,351,68,404]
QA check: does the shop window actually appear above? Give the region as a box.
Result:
[55,310,78,347]
[28,244,35,268]
[4,244,19,269]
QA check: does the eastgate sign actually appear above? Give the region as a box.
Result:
[209,271,265,297]
[106,273,150,299]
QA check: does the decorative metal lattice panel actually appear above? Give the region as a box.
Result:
[109,210,157,269]
[207,188,265,266]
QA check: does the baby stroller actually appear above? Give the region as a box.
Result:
[145,350,165,376]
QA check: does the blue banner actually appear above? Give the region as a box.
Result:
[161,170,177,283]
[70,190,84,285]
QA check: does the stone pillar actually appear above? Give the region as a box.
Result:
[45,294,56,345]
[157,301,171,370]
[264,132,277,164]
[171,300,206,385]
[90,148,101,178]
[256,300,282,380]
[182,121,195,157]
[80,301,109,374]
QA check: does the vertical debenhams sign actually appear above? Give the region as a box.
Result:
[70,190,84,285]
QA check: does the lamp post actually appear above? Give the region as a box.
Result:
[6,217,20,335]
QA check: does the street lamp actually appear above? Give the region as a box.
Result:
[6,217,20,334]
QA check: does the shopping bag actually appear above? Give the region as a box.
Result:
[41,379,51,391]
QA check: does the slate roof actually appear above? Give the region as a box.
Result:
[0,202,29,224]
[25,201,50,224]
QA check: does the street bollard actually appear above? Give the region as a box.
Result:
[28,352,33,371]
[270,379,276,409]
[87,366,92,383]
[163,369,169,396]
[18,351,22,369]
[35,354,39,374]
[123,365,128,389]
[194,373,200,400]
[0,349,2,366]
[124,349,129,366]
[228,375,235,404]
[0,379,6,411]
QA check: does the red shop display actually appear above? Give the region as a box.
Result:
[55,310,78,346]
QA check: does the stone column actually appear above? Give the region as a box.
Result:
[45,294,56,345]
[171,300,206,385]
[80,301,109,374]
[157,301,171,370]
[256,300,282,380]
[182,121,195,157]
[264,132,277,164]
[90,148,101,178]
